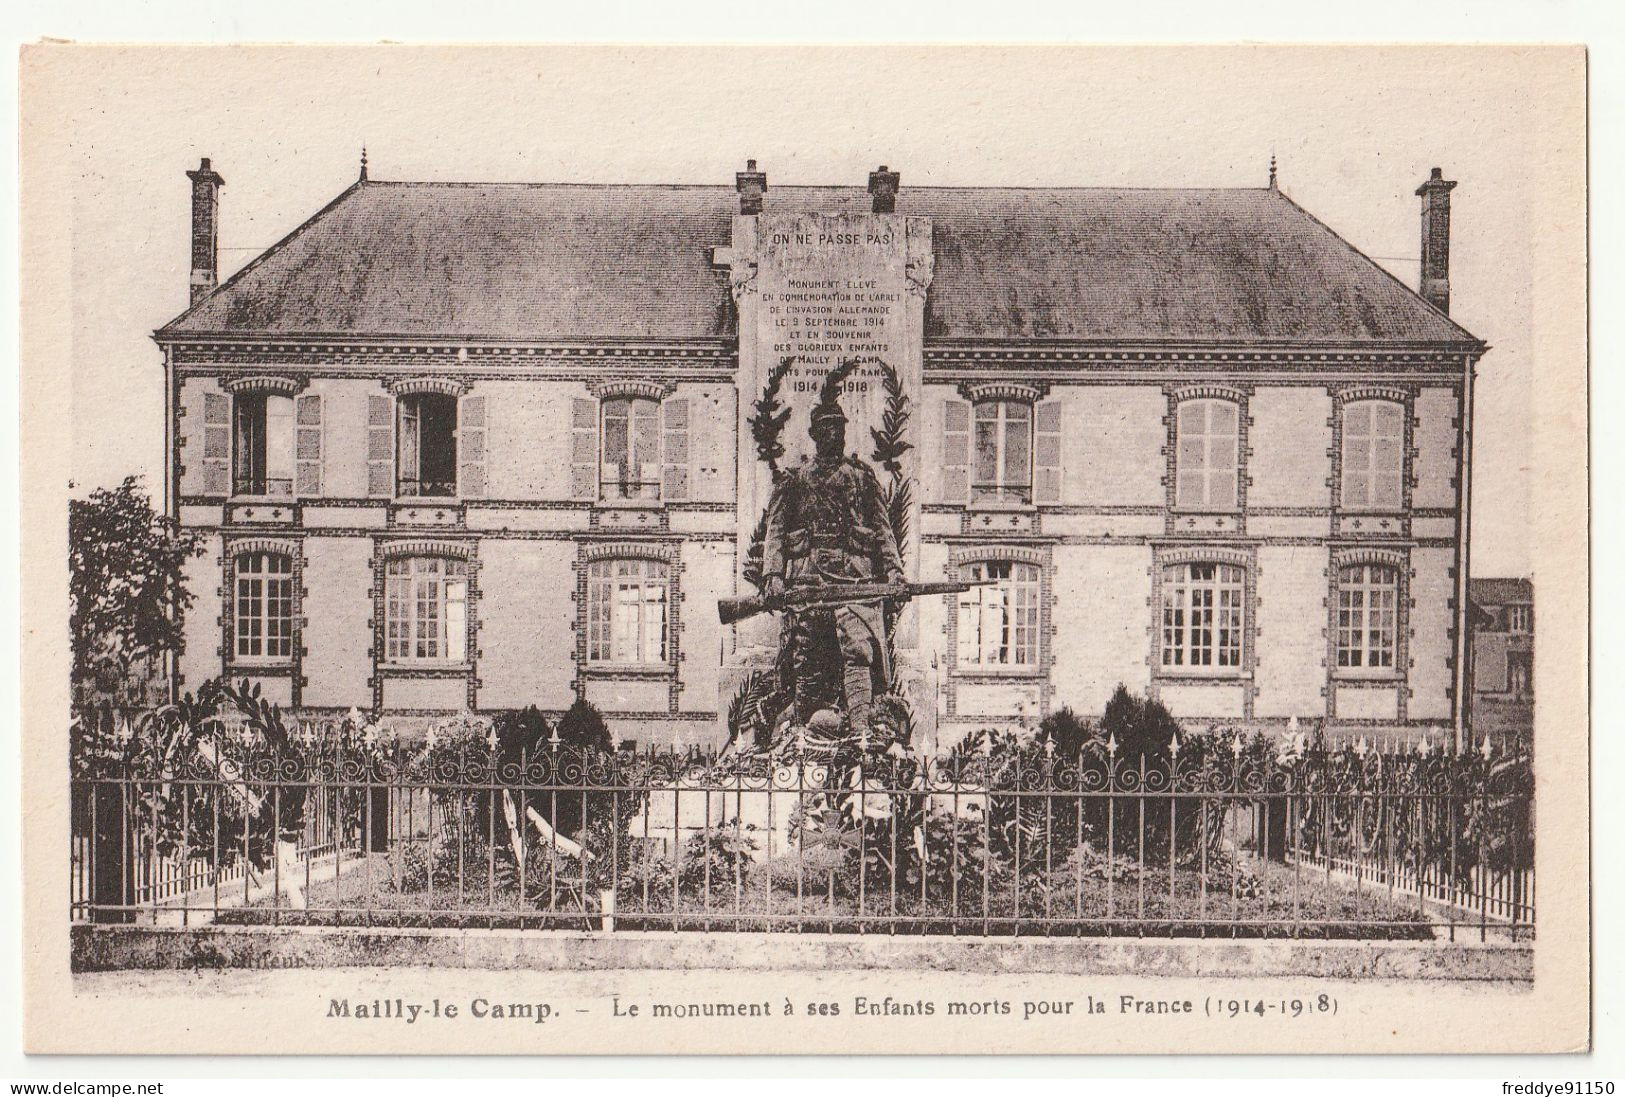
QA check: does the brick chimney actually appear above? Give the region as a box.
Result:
[185,157,225,305]
[735,158,766,215]
[869,165,900,213]
[1416,167,1457,314]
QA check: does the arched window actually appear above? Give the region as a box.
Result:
[601,396,661,501]
[586,558,669,665]
[397,393,458,497]
[1341,399,1404,510]
[234,551,294,662]
[1174,399,1239,510]
[384,556,468,663]
[1336,563,1399,672]
[956,560,1040,668]
[972,399,1033,504]
[1161,562,1245,669]
[234,393,295,497]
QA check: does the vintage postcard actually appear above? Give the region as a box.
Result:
[18,43,1589,1055]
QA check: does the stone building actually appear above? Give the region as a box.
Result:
[156,157,1485,745]
[1469,577,1534,702]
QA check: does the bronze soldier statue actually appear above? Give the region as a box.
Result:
[759,376,905,740]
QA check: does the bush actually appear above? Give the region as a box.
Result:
[678,824,759,895]
[556,697,612,752]
[1100,684,1182,762]
[1038,705,1093,757]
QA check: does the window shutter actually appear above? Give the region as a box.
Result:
[662,397,690,501]
[295,393,323,497]
[367,394,394,498]
[570,398,598,501]
[941,398,971,504]
[459,394,487,498]
[1373,402,1403,508]
[201,393,230,496]
[1034,399,1063,504]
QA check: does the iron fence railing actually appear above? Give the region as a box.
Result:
[70,736,1533,940]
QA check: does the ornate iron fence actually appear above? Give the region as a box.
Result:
[70,729,1533,940]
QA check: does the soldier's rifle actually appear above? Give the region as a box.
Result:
[718,578,995,626]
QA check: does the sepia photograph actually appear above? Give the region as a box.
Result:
[16,41,1590,1059]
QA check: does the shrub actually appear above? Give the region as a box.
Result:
[556,697,612,752]
[1100,684,1182,762]
[1038,705,1093,757]
[678,824,760,895]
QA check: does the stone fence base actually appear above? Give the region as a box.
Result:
[71,924,1532,982]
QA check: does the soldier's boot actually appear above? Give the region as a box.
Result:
[844,664,875,745]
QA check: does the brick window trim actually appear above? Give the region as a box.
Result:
[369,538,480,708]
[385,376,470,398]
[589,378,677,402]
[1330,384,1418,516]
[221,374,305,397]
[573,540,683,689]
[957,381,1049,403]
[1327,545,1412,696]
[1148,543,1259,685]
[379,538,473,561]
[942,544,1054,699]
[1163,385,1252,523]
[220,536,304,693]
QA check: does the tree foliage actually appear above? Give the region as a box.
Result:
[1100,683,1184,762]
[556,696,613,752]
[68,476,204,691]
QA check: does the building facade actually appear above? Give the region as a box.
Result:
[1470,577,1534,702]
[156,158,1485,746]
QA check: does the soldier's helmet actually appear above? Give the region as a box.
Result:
[811,360,857,431]
[810,400,848,429]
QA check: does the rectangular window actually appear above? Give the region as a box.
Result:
[1161,562,1245,669]
[1336,564,1398,672]
[1506,604,1532,633]
[233,394,295,497]
[1341,400,1404,510]
[586,558,668,664]
[384,556,468,663]
[956,560,1040,668]
[972,401,1033,504]
[1174,399,1239,510]
[234,551,294,661]
[601,397,662,501]
[397,394,458,497]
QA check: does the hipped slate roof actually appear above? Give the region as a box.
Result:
[1469,578,1534,606]
[158,180,1480,346]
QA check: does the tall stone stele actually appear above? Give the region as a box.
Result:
[711,162,935,744]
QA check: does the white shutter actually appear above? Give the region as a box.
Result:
[1175,402,1206,508]
[1213,401,1239,509]
[1373,402,1403,508]
[942,398,971,504]
[662,396,690,501]
[295,393,323,497]
[367,394,394,497]
[1034,399,1063,504]
[201,393,230,496]
[459,393,487,498]
[570,398,598,501]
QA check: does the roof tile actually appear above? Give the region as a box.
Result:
[159,181,1479,345]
